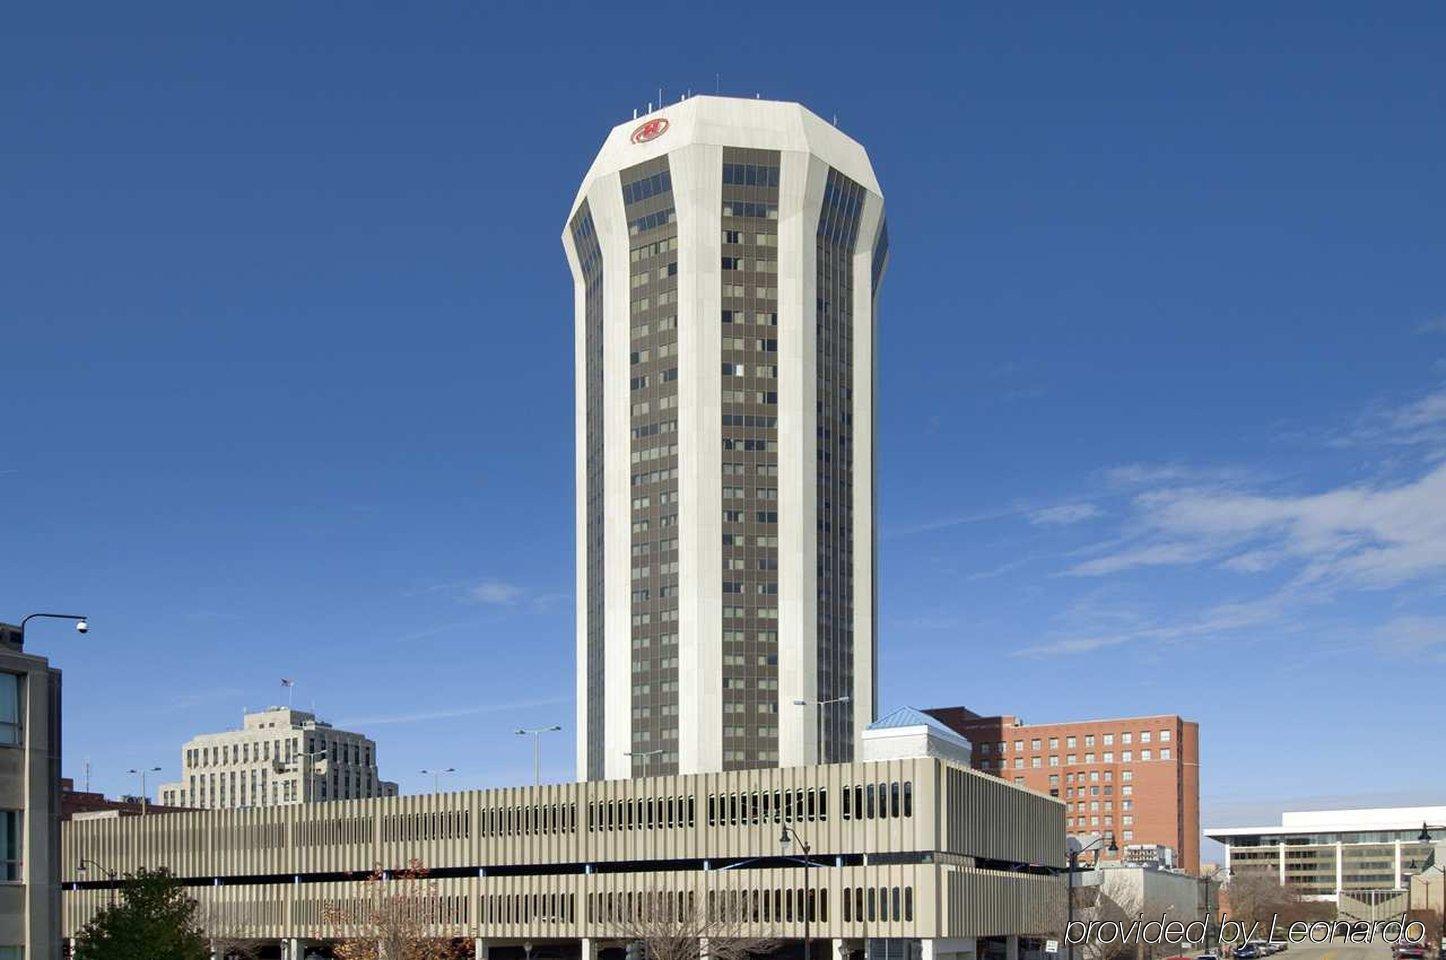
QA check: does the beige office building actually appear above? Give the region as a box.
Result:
[564,96,887,781]
[1206,805,1446,904]
[65,749,1064,960]
[0,624,64,960]
[156,707,397,809]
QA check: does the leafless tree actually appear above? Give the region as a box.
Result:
[606,887,782,960]
[201,907,266,959]
[1080,887,1141,960]
[322,860,471,960]
[1221,873,1301,929]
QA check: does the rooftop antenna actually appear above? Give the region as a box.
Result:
[715,73,720,94]
[658,86,663,108]
[83,757,92,792]
[633,107,638,119]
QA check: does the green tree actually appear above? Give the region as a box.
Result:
[73,867,210,960]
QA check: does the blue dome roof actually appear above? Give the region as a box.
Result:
[868,706,963,738]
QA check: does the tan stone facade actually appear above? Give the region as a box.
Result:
[63,757,1065,957]
[155,707,397,810]
[0,627,63,960]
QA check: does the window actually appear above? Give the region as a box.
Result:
[1161,748,1171,760]
[1160,729,1172,742]
[0,675,19,746]
[0,811,19,882]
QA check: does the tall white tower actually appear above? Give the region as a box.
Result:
[563,96,886,780]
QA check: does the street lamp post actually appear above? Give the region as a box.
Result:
[1416,824,1446,952]
[1406,858,1418,920]
[515,726,562,786]
[76,858,118,906]
[15,613,89,646]
[126,767,161,816]
[792,696,850,765]
[625,749,663,776]
[1066,834,1118,960]
[780,825,816,960]
[420,768,456,793]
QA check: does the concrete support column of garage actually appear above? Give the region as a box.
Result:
[1005,937,1019,960]
[475,939,491,960]
[832,939,849,960]
[581,940,598,960]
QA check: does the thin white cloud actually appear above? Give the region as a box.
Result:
[1022,387,1446,657]
[890,499,1103,538]
[1028,503,1101,526]
[466,580,527,605]
[1374,615,1446,661]
[1067,461,1446,590]
[1329,385,1446,449]
[1015,634,1133,656]
[1391,388,1446,432]
[1415,318,1446,334]
[1102,462,1252,487]
[1068,541,1220,576]
[1013,587,1302,658]
[885,506,1026,537]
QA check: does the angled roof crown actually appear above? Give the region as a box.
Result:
[566,95,882,222]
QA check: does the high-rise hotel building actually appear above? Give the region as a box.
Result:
[563,96,887,781]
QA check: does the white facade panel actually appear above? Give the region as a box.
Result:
[565,96,885,778]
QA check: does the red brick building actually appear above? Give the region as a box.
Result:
[60,778,190,820]
[925,707,1200,874]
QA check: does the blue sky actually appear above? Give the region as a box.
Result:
[3,4,1443,852]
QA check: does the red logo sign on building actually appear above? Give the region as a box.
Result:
[630,117,670,144]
